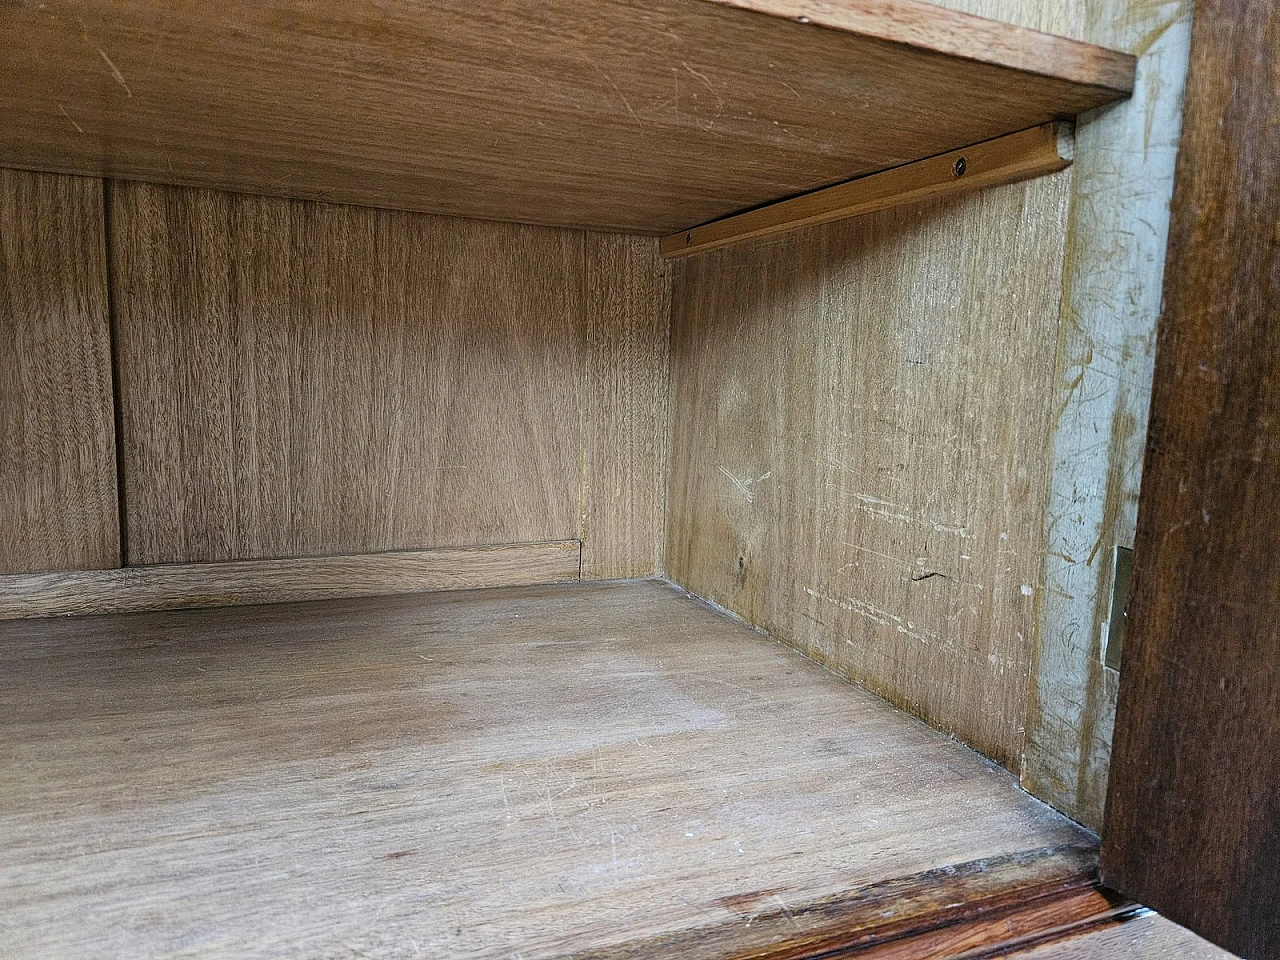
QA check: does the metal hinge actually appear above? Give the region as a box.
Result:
[1103,545,1133,672]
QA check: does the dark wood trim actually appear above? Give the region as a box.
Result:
[1100,0,1280,956]
[557,844,1132,960]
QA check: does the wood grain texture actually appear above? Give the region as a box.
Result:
[1007,913,1239,960]
[662,123,1073,258]
[1020,0,1192,830]
[110,182,586,564]
[581,235,671,579]
[562,867,1128,959]
[0,168,119,574]
[0,580,1097,959]
[913,0,1081,37]
[666,172,1072,768]
[1100,0,1280,956]
[0,542,581,620]
[0,0,1129,233]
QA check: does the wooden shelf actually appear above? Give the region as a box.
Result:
[0,580,1117,958]
[0,0,1133,234]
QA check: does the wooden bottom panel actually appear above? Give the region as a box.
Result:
[1,580,1098,959]
[1002,913,1238,959]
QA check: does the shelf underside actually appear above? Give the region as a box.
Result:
[0,580,1108,959]
[0,0,1132,233]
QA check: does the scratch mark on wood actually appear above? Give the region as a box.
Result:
[56,104,83,133]
[97,48,132,96]
[804,587,940,646]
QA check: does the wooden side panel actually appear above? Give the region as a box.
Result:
[1021,0,1192,830]
[110,182,586,564]
[1100,0,1280,956]
[0,168,119,574]
[581,234,671,579]
[0,542,581,619]
[666,173,1072,767]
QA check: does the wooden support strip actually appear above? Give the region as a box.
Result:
[0,541,583,620]
[661,123,1074,259]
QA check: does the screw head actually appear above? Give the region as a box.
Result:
[953,157,968,177]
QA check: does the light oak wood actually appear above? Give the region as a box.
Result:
[662,123,1073,258]
[108,184,669,576]
[110,183,586,564]
[0,0,1130,233]
[0,169,119,574]
[1011,914,1239,959]
[666,168,1071,768]
[582,235,672,579]
[0,542,580,620]
[0,580,1096,959]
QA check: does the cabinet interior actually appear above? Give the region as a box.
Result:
[0,0,1197,956]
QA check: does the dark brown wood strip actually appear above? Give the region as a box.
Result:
[1099,0,1280,956]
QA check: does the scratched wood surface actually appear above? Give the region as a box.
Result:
[1019,0,1192,832]
[0,0,1130,233]
[0,168,119,575]
[666,166,1072,768]
[1010,914,1238,959]
[0,542,581,620]
[109,183,668,575]
[0,580,1095,959]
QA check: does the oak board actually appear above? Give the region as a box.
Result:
[666,169,1071,769]
[0,580,1098,959]
[110,183,585,565]
[0,542,582,620]
[0,169,119,575]
[0,0,1131,233]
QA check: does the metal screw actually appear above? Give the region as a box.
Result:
[953,157,967,177]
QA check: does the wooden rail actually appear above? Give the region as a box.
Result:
[662,123,1074,259]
